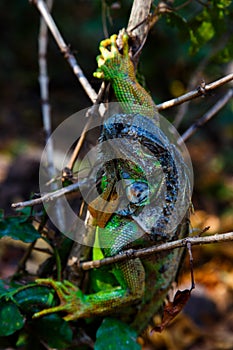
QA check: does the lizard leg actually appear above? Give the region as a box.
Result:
[32,257,145,322]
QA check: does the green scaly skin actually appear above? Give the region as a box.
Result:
[33,32,190,334]
[94,33,158,120]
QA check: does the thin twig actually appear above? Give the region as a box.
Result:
[173,34,231,128]
[80,232,233,271]
[33,246,53,255]
[157,73,233,111]
[37,0,66,230]
[30,0,97,103]
[174,0,192,11]
[30,0,107,174]
[38,0,54,178]
[66,82,106,170]
[66,117,93,171]
[53,246,62,281]
[187,241,195,290]
[12,82,105,209]
[179,88,233,143]
[102,0,109,38]
[148,1,173,32]
[17,241,37,273]
[11,178,94,209]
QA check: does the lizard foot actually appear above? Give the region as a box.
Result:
[33,278,84,321]
[93,31,132,81]
[93,31,157,118]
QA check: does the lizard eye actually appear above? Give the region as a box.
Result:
[126,181,149,205]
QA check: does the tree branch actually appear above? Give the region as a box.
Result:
[157,73,233,111]
[38,0,53,170]
[65,82,107,170]
[180,88,233,143]
[127,0,153,41]
[173,32,230,128]
[30,0,233,114]
[29,0,97,103]
[79,232,233,271]
[38,0,67,229]
[11,178,94,209]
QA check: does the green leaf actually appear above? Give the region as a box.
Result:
[0,302,24,336]
[214,0,232,9]
[189,12,215,55]
[198,20,214,42]
[90,267,116,293]
[0,280,56,315]
[0,211,40,242]
[16,331,29,347]
[95,318,141,350]
[93,228,105,260]
[188,1,233,55]
[33,314,73,349]
[13,285,55,314]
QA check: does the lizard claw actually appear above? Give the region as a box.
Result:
[99,34,118,60]
[93,30,156,118]
[32,278,82,320]
[93,31,131,81]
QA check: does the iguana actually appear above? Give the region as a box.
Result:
[33,31,192,335]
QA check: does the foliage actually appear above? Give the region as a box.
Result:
[0,209,40,243]
[95,318,141,350]
[0,284,68,346]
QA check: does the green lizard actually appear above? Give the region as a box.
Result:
[33,32,192,334]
